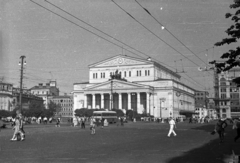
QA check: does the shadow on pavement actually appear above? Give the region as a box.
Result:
[167,124,239,163]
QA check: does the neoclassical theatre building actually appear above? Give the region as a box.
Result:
[72,55,196,118]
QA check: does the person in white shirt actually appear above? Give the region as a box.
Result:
[90,117,96,135]
[43,117,47,124]
[168,117,177,137]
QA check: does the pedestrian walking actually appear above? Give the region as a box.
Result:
[101,118,104,128]
[120,117,124,126]
[10,113,25,141]
[73,116,78,127]
[233,118,240,142]
[167,117,177,137]
[215,118,228,143]
[90,117,96,135]
[49,117,52,123]
[43,117,48,124]
[81,117,86,129]
[55,118,60,127]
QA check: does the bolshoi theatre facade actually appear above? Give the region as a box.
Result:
[72,55,196,118]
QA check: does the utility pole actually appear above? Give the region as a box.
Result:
[19,55,26,113]
[160,98,166,123]
[110,80,113,110]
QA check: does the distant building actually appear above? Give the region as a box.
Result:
[207,98,217,119]
[214,68,240,118]
[0,82,43,111]
[30,81,59,109]
[0,82,14,111]
[72,55,196,118]
[49,94,73,118]
[195,91,209,118]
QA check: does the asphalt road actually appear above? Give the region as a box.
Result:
[0,121,239,163]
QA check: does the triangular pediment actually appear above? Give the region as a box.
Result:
[85,80,150,91]
[89,55,152,68]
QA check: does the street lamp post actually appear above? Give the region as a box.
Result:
[176,92,181,117]
[110,80,113,110]
[160,98,166,123]
[19,55,26,113]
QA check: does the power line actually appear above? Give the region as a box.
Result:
[30,0,208,90]
[112,0,213,89]
[30,0,146,60]
[111,0,203,68]
[135,0,209,65]
[44,0,177,71]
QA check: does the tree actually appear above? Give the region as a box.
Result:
[48,101,61,117]
[210,0,240,77]
[112,109,124,117]
[0,110,11,118]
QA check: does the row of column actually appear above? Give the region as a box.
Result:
[84,92,150,112]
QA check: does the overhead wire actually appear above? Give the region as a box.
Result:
[30,0,145,60]
[111,0,210,89]
[43,0,207,89]
[44,0,178,71]
[30,0,207,90]
[111,0,203,68]
[135,0,210,65]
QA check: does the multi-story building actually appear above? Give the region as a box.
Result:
[214,68,240,118]
[50,94,73,118]
[72,54,196,118]
[30,81,59,109]
[0,82,14,111]
[195,91,209,118]
[208,98,217,119]
[0,82,43,111]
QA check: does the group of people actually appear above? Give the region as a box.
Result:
[212,117,240,143]
[10,110,25,141]
[7,110,240,143]
[72,116,86,128]
[189,117,212,124]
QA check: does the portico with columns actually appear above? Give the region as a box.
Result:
[72,54,195,118]
[81,79,153,114]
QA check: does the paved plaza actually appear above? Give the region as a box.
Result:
[0,121,239,163]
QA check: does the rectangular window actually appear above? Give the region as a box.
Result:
[129,71,131,77]
[101,73,102,78]
[145,70,147,76]
[137,71,138,76]
[93,73,95,79]
[124,71,126,77]
[96,73,98,78]
[221,94,227,99]
[139,70,141,76]
[148,70,150,76]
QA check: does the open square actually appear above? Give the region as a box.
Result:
[0,121,239,163]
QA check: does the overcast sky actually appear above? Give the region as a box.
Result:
[0,0,238,95]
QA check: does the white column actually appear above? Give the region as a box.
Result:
[128,93,131,110]
[109,93,112,110]
[137,92,140,114]
[101,94,104,109]
[146,93,150,114]
[151,93,154,117]
[119,93,122,109]
[84,94,87,108]
[92,94,95,109]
